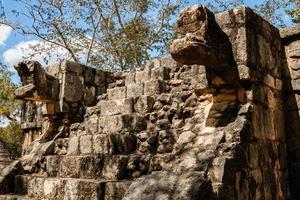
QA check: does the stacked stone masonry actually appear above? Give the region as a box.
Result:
[0,4,300,200]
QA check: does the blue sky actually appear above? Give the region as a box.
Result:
[0,0,292,83]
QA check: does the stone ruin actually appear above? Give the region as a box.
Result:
[1,4,300,200]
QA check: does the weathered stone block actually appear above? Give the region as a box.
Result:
[102,155,129,180]
[15,175,29,195]
[27,177,45,198]
[107,87,126,100]
[59,156,102,179]
[93,134,111,154]
[144,80,166,96]
[54,138,69,155]
[126,83,144,98]
[134,96,155,114]
[84,67,96,85]
[46,156,61,177]
[84,86,96,106]
[110,133,137,154]
[67,136,79,155]
[14,61,59,101]
[63,179,102,200]
[63,73,84,102]
[122,114,147,132]
[61,60,83,74]
[43,178,64,199]
[79,135,93,154]
[95,70,106,86]
[104,181,132,200]
[151,67,171,80]
[125,72,135,85]
[123,171,213,200]
[99,115,124,134]
[85,114,98,134]
[99,99,133,116]
[136,70,151,83]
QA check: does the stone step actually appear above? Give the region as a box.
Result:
[16,175,131,200]
[46,155,129,180]
[67,132,138,156]
[0,195,28,200]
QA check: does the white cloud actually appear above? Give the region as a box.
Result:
[0,25,12,46]
[3,40,70,69]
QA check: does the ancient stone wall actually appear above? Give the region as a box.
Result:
[0,5,299,200]
[281,24,300,199]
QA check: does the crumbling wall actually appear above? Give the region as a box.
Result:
[0,5,299,200]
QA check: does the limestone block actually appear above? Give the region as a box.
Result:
[125,72,135,85]
[14,61,59,101]
[134,96,155,114]
[46,156,62,177]
[15,175,29,194]
[43,178,63,199]
[95,70,106,86]
[126,83,144,98]
[79,135,93,154]
[110,133,137,154]
[287,58,300,80]
[99,99,133,116]
[84,67,96,85]
[102,155,129,180]
[61,60,83,74]
[144,80,166,96]
[238,65,250,80]
[107,87,126,100]
[104,181,132,200]
[84,86,96,106]
[151,67,171,80]
[63,179,102,200]
[67,136,79,155]
[27,177,45,198]
[63,73,84,102]
[207,157,227,183]
[290,79,300,91]
[136,69,151,83]
[122,114,147,132]
[99,115,124,134]
[59,156,102,179]
[85,114,98,134]
[123,171,213,200]
[54,138,69,155]
[93,134,111,154]
[288,40,300,58]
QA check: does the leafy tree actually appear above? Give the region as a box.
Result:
[0,121,22,158]
[9,0,187,70]
[0,64,22,158]
[285,0,300,23]
[199,0,244,13]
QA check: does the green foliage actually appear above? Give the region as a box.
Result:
[10,0,187,71]
[285,0,300,23]
[0,66,20,121]
[0,121,22,158]
[0,65,22,158]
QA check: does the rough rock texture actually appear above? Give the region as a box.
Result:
[0,142,12,172]
[0,4,299,200]
[281,23,300,199]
